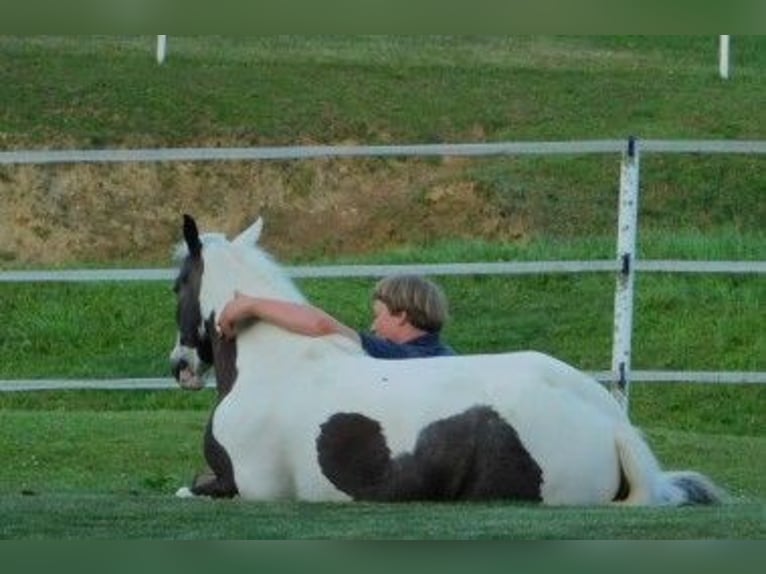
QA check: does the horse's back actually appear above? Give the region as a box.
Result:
[323,350,624,425]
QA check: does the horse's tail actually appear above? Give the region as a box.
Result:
[613,423,726,506]
[661,470,728,505]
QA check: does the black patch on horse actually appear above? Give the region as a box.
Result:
[207,314,238,397]
[317,406,543,502]
[173,243,211,367]
[190,313,240,498]
[670,474,720,505]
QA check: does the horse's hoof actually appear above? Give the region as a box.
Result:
[175,486,194,498]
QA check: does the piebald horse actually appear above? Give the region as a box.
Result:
[170,214,724,506]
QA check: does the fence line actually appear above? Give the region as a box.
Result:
[1,139,765,166]
[2,370,764,393]
[1,259,765,284]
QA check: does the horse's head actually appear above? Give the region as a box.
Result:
[169,214,212,390]
[169,214,264,390]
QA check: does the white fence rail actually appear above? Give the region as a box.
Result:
[2,139,765,166]
[3,370,763,393]
[1,138,764,400]
[3,259,764,284]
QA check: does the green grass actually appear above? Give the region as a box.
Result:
[0,270,761,377]
[1,36,764,146]
[1,494,763,539]
[469,155,765,238]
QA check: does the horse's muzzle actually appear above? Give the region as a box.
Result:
[171,358,189,380]
[170,348,207,391]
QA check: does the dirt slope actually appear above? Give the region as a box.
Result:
[0,156,523,266]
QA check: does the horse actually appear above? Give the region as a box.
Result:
[169,214,724,506]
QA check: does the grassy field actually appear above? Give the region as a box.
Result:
[0,238,763,539]
[2,36,764,145]
[0,36,763,539]
[2,493,763,539]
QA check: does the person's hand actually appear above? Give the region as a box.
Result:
[217,291,251,339]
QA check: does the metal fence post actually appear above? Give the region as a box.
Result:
[611,136,640,411]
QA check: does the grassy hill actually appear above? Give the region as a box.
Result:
[0,36,763,264]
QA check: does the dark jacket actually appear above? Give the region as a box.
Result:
[358,331,455,359]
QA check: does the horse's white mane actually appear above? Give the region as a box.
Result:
[175,218,305,304]
[172,233,227,263]
[173,232,228,264]
[220,237,305,303]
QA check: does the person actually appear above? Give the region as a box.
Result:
[217,274,455,359]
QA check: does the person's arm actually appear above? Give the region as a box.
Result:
[217,292,360,344]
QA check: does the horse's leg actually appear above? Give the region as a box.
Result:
[178,415,238,498]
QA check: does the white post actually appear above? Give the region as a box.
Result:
[156,35,168,65]
[611,137,640,411]
[719,35,730,79]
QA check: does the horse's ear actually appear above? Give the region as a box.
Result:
[183,214,202,258]
[232,217,264,248]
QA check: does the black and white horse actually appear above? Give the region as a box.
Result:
[170,214,724,506]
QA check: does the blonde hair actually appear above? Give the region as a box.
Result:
[372,274,449,333]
